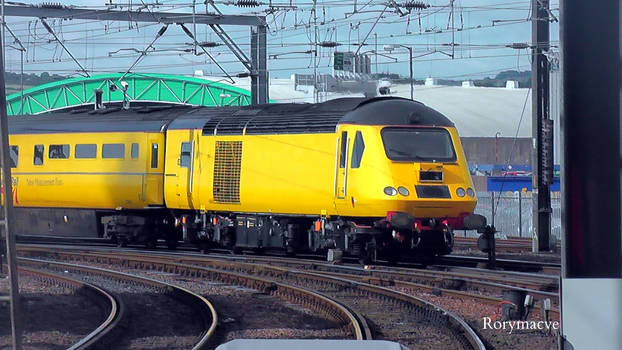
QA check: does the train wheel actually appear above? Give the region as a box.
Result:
[359,240,377,265]
[439,224,454,255]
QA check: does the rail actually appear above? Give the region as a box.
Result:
[14,265,123,350]
[17,257,218,350]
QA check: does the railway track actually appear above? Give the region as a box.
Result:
[4,264,123,349]
[16,234,562,273]
[454,236,562,253]
[15,256,218,349]
[18,246,485,350]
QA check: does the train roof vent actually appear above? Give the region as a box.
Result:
[202,117,224,135]
[215,115,255,135]
[244,114,342,134]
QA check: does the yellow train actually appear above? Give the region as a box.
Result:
[8,97,476,261]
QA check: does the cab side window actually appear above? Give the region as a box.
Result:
[33,145,44,165]
[339,131,348,168]
[351,131,365,168]
[180,142,191,168]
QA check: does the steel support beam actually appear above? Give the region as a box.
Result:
[0,24,22,350]
[531,0,551,252]
[251,25,268,105]
[2,5,264,26]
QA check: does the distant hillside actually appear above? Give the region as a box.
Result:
[5,71,67,90]
[374,70,532,88]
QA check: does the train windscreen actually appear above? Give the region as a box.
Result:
[381,127,456,162]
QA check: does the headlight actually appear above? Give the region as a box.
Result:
[456,187,466,197]
[467,188,475,197]
[397,186,410,196]
[384,186,398,196]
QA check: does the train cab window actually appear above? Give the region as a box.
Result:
[49,144,70,159]
[131,143,139,159]
[381,128,456,162]
[351,131,365,168]
[151,143,158,169]
[102,144,125,159]
[339,131,348,168]
[33,145,44,165]
[180,142,191,168]
[9,146,18,168]
[75,144,97,159]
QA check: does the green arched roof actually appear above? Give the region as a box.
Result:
[6,73,253,115]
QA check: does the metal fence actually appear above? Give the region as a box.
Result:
[461,191,562,240]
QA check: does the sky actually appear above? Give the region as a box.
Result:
[1,0,560,80]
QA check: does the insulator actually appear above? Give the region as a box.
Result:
[40,2,64,9]
[317,41,339,48]
[402,1,429,10]
[236,0,260,7]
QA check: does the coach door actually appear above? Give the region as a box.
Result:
[164,130,196,209]
[334,130,349,202]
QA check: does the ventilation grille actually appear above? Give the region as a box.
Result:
[213,141,242,203]
[415,185,451,198]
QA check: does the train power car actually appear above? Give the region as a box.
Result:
[7,97,477,262]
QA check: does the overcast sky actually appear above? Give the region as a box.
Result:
[2,0,560,80]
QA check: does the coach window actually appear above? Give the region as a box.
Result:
[180,142,191,168]
[75,144,97,159]
[151,143,158,169]
[351,131,365,168]
[49,144,70,159]
[33,145,44,165]
[9,146,18,168]
[339,131,348,168]
[102,143,125,159]
[131,143,139,159]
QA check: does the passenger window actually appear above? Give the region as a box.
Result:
[75,144,97,159]
[339,131,348,168]
[351,131,365,168]
[9,146,18,168]
[102,144,125,159]
[33,145,44,165]
[49,144,70,159]
[151,143,158,169]
[131,143,139,159]
[180,142,191,168]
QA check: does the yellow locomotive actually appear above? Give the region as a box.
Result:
[8,97,476,261]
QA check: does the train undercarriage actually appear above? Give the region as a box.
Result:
[100,210,455,263]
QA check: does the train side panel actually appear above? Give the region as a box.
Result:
[8,132,165,209]
[173,132,339,215]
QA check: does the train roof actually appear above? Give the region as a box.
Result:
[8,97,454,135]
